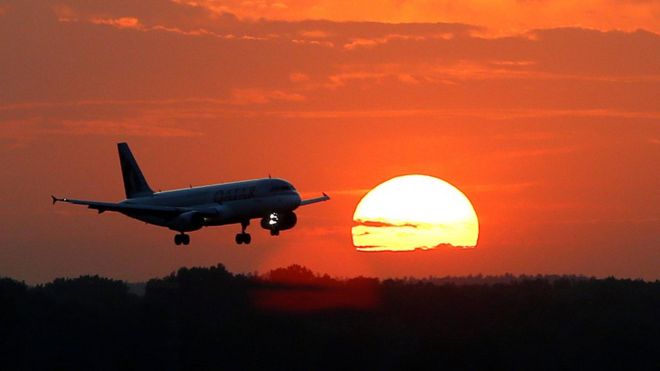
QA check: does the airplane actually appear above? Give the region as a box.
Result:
[52,143,330,246]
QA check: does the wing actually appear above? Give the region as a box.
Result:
[300,192,331,206]
[51,195,185,216]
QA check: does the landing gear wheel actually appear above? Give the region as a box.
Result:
[174,234,190,246]
[236,220,251,245]
[235,233,251,245]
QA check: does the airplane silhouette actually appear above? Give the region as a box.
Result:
[53,143,329,245]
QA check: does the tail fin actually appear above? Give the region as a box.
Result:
[117,143,153,198]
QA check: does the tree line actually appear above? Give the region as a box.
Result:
[1,264,658,370]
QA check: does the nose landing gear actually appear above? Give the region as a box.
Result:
[174,233,190,246]
[235,220,251,245]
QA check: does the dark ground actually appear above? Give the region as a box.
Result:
[2,264,658,370]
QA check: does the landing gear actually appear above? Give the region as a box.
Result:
[235,220,251,245]
[174,233,190,246]
[235,233,251,244]
[270,229,280,236]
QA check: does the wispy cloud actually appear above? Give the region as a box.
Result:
[299,30,332,38]
[172,0,660,34]
[229,89,305,105]
[464,182,538,193]
[266,108,660,120]
[0,117,202,146]
[343,34,439,50]
[0,92,307,113]
[323,62,660,87]
[50,120,203,138]
[496,145,579,159]
[533,217,660,225]
[90,17,141,29]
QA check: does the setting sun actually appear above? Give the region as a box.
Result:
[352,175,479,252]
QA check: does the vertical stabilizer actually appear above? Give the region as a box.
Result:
[117,143,153,198]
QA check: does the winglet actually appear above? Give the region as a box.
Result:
[51,195,67,205]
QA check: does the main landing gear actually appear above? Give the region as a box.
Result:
[235,220,251,245]
[174,233,190,246]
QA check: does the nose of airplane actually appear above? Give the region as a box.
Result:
[278,191,301,211]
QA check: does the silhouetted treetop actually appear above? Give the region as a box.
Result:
[1,266,658,370]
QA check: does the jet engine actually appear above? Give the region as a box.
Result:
[167,211,205,232]
[261,211,297,233]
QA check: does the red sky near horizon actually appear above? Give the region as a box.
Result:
[0,0,658,283]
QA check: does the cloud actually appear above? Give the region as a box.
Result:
[0,116,202,147]
[354,220,422,228]
[343,33,453,50]
[172,0,660,33]
[465,182,538,193]
[1,0,658,147]
[356,243,474,253]
[343,36,390,50]
[229,89,306,104]
[4,2,657,107]
[266,109,660,120]
[289,72,310,83]
[90,16,141,29]
[497,145,579,159]
[50,120,203,137]
[299,29,332,38]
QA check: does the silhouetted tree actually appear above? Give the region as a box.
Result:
[1,266,658,370]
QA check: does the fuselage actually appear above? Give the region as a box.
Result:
[53,143,329,245]
[120,178,301,229]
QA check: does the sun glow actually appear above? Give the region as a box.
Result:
[352,175,479,251]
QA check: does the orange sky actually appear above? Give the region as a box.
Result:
[0,0,658,283]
